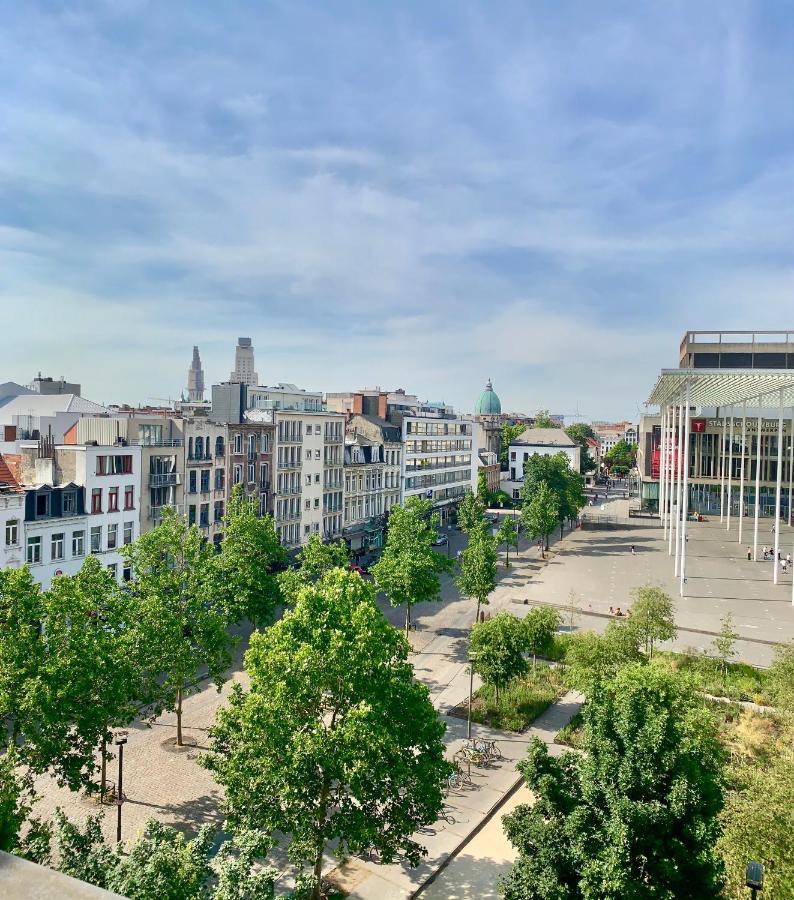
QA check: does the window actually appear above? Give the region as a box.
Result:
[260,432,269,453]
[123,521,134,545]
[90,526,102,553]
[72,531,84,557]
[123,566,131,582]
[200,470,210,493]
[91,488,102,514]
[194,437,203,459]
[124,486,134,509]
[315,449,321,459]
[305,474,311,485]
[188,505,196,525]
[50,532,64,561]
[107,523,118,550]
[248,434,257,457]
[108,488,119,512]
[35,493,50,518]
[215,468,225,490]
[214,501,224,522]
[26,536,41,564]
[304,525,310,535]
[97,455,132,475]
[315,474,320,483]
[260,463,268,487]
[305,499,311,509]
[62,492,76,515]
[233,465,242,485]
[248,463,255,483]
[107,563,117,580]
[234,433,243,453]
[200,504,209,527]
[5,520,18,547]
[215,436,225,457]
[313,522,319,532]
[189,470,197,493]
[314,498,320,508]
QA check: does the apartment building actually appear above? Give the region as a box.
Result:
[346,414,402,514]
[183,414,228,545]
[226,416,274,522]
[343,435,386,554]
[0,454,25,572]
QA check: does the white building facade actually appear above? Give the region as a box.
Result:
[503,428,580,501]
[0,456,24,573]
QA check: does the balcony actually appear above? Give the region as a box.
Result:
[275,509,301,523]
[132,439,184,447]
[275,484,302,496]
[149,472,180,487]
[149,504,181,522]
[278,460,301,470]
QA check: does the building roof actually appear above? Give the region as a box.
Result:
[474,379,501,415]
[0,381,34,408]
[512,427,575,447]
[347,414,402,442]
[0,393,108,419]
[647,368,794,408]
[0,454,22,491]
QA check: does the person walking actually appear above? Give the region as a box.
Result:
[747,547,752,561]
[630,544,635,555]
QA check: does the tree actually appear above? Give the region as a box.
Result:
[457,489,486,534]
[604,439,637,473]
[521,452,585,543]
[712,613,739,681]
[501,423,526,469]
[214,485,286,628]
[121,508,234,746]
[766,639,794,712]
[565,424,597,474]
[203,569,450,900]
[521,481,558,553]
[627,584,677,658]
[717,754,794,900]
[534,409,556,428]
[496,515,519,567]
[564,622,643,694]
[523,607,561,672]
[470,613,527,702]
[477,468,489,502]
[501,666,725,899]
[371,497,453,637]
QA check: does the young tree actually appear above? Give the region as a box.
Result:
[523,607,561,672]
[501,666,725,899]
[477,468,489,503]
[604,439,637,473]
[469,612,527,702]
[521,481,558,553]
[496,515,519,566]
[121,508,234,746]
[712,613,739,681]
[203,570,450,900]
[564,622,643,694]
[371,497,453,637]
[281,532,349,591]
[500,423,525,469]
[534,410,556,428]
[214,485,286,628]
[522,453,585,542]
[628,584,677,658]
[457,489,486,534]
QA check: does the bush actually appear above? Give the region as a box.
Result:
[653,652,769,705]
[468,664,566,732]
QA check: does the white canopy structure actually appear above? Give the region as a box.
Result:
[646,368,794,605]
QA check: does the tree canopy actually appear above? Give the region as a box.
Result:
[457,489,486,533]
[470,612,527,701]
[500,423,526,469]
[496,515,519,566]
[501,665,725,899]
[565,424,597,473]
[203,569,450,900]
[278,532,349,599]
[604,439,637,472]
[521,481,558,551]
[628,584,677,658]
[456,521,498,624]
[523,607,561,671]
[533,410,556,429]
[564,622,644,694]
[521,452,585,542]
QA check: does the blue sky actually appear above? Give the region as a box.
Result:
[1,1,792,419]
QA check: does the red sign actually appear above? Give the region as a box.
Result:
[690,419,706,433]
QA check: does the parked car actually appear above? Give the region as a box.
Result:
[432,534,449,546]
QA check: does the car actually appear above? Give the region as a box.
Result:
[432,534,449,546]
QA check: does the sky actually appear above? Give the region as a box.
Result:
[1,1,792,421]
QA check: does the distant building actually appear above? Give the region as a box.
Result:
[592,421,638,456]
[0,454,25,572]
[502,427,580,502]
[678,329,794,370]
[0,392,110,452]
[32,374,81,396]
[343,434,387,554]
[186,346,205,402]
[230,337,259,386]
[346,414,402,515]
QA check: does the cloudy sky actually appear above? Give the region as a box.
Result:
[1,2,792,419]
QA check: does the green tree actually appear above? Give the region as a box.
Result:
[521,481,558,553]
[627,584,677,658]
[371,497,453,637]
[501,666,725,900]
[477,468,489,502]
[469,613,527,702]
[500,423,526,469]
[604,439,637,472]
[523,607,561,672]
[521,453,585,543]
[278,533,350,600]
[712,613,739,681]
[564,622,643,694]
[121,508,234,746]
[565,424,597,473]
[534,410,556,428]
[457,489,486,533]
[717,754,794,900]
[766,639,794,712]
[214,485,286,628]
[203,569,450,900]
[496,515,519,567]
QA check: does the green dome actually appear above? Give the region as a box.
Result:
[475,378,501,415]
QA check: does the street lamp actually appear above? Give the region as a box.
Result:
[115,736,128,843]
[746,861,764,899]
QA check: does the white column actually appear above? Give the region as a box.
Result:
[674,398,684,576]
[738,401,747,545]
[753,399,762,562]
[660,407,668,535]
[668,404,677,557]
[680,380,691,596]
[719,414,727,522]
[773,390,784,584]
[788,410,793,528]
[726,407,735,532]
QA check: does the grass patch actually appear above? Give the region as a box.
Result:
[708,700,788,770]
[653,651,770,705]
[466,663,566,732]
[556,708,585,749]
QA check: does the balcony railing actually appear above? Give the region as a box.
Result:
[149,472,180,487]
[278,460,301,470]
[149,504,181,522]
[132,439,184,447]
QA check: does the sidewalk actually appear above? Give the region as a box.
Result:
[346,666,583,900]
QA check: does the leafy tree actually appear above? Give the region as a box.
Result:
[564,622,643,694]
[521,452,585,543]
[712,613,739,681]
[717,754,794,899]
[456,522,498,626]
[523,607,561,672]
[371,497,453,637]
[469,613,527,702]
[214,485,286,628]
[521,481,558,553]
[477,468,489,502]
[534,409,556,428]
[627,584,677,658]
[121,508,234,746]
[604,439,637,473]
[203,569,450,900]
[501,665,725,900]
[500,422,526,469]
[766,639,794,712]
[565,424,597,473]
[457,489,486,534]
[496,515,519,566]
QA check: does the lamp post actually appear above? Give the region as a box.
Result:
[745,860,764,899]
[115,736,127,844]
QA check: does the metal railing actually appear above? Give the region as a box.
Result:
[149,472,180,487]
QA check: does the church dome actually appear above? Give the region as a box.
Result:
[475,378,501,415]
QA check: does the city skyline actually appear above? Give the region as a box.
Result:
[1,3,793,418]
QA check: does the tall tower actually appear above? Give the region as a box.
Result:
[187,346,205,402]
[230,337,258,386]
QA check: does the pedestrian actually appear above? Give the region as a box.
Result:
[787,553,792,566]
[747,547,751,561]
[630,544,635,555]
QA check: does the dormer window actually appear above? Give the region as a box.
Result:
[35,493,50,518]
[62,491,76,515]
